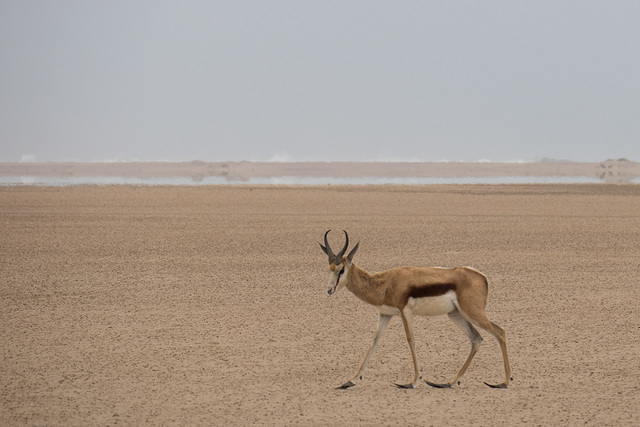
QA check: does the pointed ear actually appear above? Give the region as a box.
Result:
[319,242,328,255]
[346,241,359,265]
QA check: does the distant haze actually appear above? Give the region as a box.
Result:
[1,1,639,163]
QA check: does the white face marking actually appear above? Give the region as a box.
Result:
[406,291,457,316]
[326,264,347,295]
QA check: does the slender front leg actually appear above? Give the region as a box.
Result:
[395,308,421,389]
[337,314,392,389]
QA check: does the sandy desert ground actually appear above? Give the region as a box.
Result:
[1,184,639,426]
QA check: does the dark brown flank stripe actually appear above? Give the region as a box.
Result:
[407,283,456,299]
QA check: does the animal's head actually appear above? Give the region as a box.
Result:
[319,230,359,296]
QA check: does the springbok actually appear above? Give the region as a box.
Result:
[320,230,511,389]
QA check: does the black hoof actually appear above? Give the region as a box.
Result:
[425,380,452,388]
[484,382,508,389]
[336,381,356,389]
[394,383,415,389]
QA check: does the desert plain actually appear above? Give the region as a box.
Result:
[1,183,639,425]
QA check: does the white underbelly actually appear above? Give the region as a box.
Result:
[407,291,457,316]
[378,305,401,316]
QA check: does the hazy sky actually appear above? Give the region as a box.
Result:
[1,1,639,163]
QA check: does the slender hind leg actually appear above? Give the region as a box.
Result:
[463,310,511,388]
[481,321,511,388]
[452,274,512,388]
[425,309,483,388]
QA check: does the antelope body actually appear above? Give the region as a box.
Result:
[320,230,512,389]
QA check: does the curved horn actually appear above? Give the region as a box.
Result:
[335,230,349,261]
[323,230,335,264]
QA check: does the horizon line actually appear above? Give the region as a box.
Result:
[8,157,637,165]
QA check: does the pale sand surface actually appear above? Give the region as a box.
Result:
[1,184,639,426]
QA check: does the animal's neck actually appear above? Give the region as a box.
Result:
[346,263,386,307]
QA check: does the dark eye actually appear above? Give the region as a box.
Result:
[339,268,345,276]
